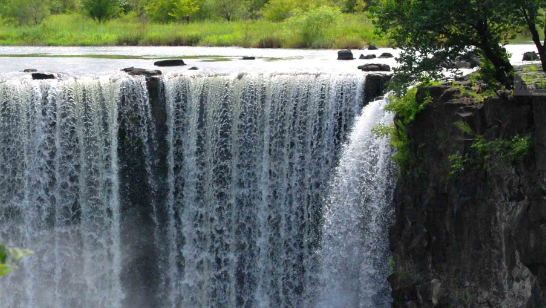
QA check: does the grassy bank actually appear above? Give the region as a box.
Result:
[0,13,388,48]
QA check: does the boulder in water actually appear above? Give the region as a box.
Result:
[378,53,394,58]
[368,44,378,50]
[23,68,37,73]
[242,56,256,60]
[121,67,162,77]
[188,66,199,70]
[523,51,539,61]
[154,59,186,67]
[358,64,391,71]
[31,73,56,80]
[338,49,354,60]
[360,54,377,60]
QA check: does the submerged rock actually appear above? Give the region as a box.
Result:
[378,52,394,58]
[121,67,162,77]
[242,56,256,60]
[188,66,199,70]
[523,51,539,61]
[31,73,56,80]
[23,69,37,73]
[154,59,186,67]
[337,49,354,60]
[360,54,377,60]
[358,63,391,71]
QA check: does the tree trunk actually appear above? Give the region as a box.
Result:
[476,20,514,87]
[526,15,546,73]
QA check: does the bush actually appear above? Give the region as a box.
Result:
[81,0,121,22]
[262,0,297,22]
[285,5,341,48]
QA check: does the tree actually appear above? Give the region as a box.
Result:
[262,0,297,22]
[81,0,121,22]
[48,0,76,14]
[168,0,199,22]
[512,0,546,72]
[211,0,244,21]
[0,0,49,25]
[372,0,545,89]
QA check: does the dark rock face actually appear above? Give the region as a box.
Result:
[338,49,354,60]
[378,52,394,58]
[358,63,390,71]
[368,44,378,50]
[389,84,546,308]
[31,73,56,80]
[242,56,256,60]
[363,73,392,104]
[122,67,162,77]
[360,54,377,60]
[23,69,37,73]
[523,51,539,61]
[153,59,186,67]
[119,77,168,308]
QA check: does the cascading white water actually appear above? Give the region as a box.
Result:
[318,97,396,308]
[0,73,394,308]
[160,73,362,308]
[0,77,130,308]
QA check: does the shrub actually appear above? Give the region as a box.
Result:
[285,5,341,48]
[262,0,297,22]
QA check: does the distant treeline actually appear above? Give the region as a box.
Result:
[0,0,377,25]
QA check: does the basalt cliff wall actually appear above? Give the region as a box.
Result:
[388,84,546,308]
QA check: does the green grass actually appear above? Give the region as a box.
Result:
[0,12,388,48]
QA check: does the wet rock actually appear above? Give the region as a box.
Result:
[337,49,354,60]
[378,52,394,58]
[523,51,539,61]
[358,63,390,71]
[121,67,162,77]
[360,54,377,60]
[31,73,56,80]
[153,59,186,67]
[368,44,378,50]
[188,67,199,70]
[22,69,37,73]
[242,56,255,60]
[364,73,392,103]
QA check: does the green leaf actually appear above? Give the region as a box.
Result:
[0,244,7,264]
[8,247,34,262]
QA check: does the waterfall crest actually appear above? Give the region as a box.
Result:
[0,73,393,308]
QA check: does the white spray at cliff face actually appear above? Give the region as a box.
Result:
[318,97,396,308]
[0,73,394,308]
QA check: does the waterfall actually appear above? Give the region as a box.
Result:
[0,73,394,308]
[317,97,396,308]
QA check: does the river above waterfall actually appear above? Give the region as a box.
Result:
[0,44,538,78]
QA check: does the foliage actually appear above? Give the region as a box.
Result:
[285,5,341,48]
[81,0,121,22]
[48,0,77,14]
[169,0,199,22]
[0,12,386,47]
[370,0,546,91]
[0,243,33,295]
[523,65,541,72]
[373,88,430,175]
[0,0,49,25]
[449,134,534,176]
[262,0,297,22]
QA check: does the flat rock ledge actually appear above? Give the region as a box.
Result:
[338,49,354,60]
[358,63,391,71]
[154,59,186,67]
[32,73,56,80]
[122,67,162,77]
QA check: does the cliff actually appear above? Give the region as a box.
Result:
[388,81,546,308]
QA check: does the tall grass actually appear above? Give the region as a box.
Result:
[0,12,389,48]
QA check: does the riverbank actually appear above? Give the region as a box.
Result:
[0,13,387,48]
